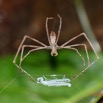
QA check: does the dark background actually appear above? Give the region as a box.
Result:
[0,0,103,55]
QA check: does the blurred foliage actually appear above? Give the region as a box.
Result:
[0,51,103,103]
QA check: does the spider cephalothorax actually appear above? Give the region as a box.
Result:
[50,31,58,56]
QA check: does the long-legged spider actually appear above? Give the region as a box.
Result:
[13,14,99,83]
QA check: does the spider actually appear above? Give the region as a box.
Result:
[13,14,99,83]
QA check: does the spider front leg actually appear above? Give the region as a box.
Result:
[46,16,53,44]
[46,14,62,44]
[56,14,62,43]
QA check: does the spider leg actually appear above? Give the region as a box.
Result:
[61,43,99,80]
[17,46,47,82]
[13,35,47,64]
[20,45,45,66]
[15,46,47,82]
[56,14,62,43]
[21,46,47,63]
[71,57,99,80]
[46,16,53,44]
[61,33,99,59]
[46,14,62,44]
[13,35,47,82]
[15,64,36,82]
[65,44,90,66]
[63,46,86,67]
